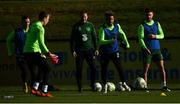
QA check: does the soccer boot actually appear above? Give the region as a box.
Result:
[117,82,125,91]
[23,82,29,93]
[122,82,131,91]
[162,86,171,92]
[41,92,53,97]
[144,84,149,92]
[144,88,149,92]
[31,89,41,96]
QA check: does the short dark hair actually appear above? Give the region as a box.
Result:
[21,15,29,21]
[144,8,153,14]
[38,11,49,21]
[105,10,114,17]
[80,10,88,16]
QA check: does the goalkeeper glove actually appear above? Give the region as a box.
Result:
[47,52,59,64]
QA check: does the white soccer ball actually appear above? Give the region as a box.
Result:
[133,77,147,89]
[107,82,116,91]
[94,82,102,92]
[116,82,126,91]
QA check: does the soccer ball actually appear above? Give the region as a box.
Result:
[116,82,126,91]
[133,77,147,89]
[107,82,116,91]
[94,82,102,92]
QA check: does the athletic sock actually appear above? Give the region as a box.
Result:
[42,85,48,93]
[33,82,40,90]
[160,82,167,88]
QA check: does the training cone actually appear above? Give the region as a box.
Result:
[160,92,167,96]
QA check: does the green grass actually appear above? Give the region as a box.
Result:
[0,84,180,103]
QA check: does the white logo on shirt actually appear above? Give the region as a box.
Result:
[86,27,91,32]
[82,34,88,41]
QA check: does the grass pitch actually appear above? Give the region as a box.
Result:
[0,84,180,103]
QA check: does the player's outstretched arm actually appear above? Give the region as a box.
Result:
[117,24,130,49]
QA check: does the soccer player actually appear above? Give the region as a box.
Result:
[137,8,170,91]
[23,11,58,97]
[6,16,31,93]
[98,11,131,93]
[70,11,98,92]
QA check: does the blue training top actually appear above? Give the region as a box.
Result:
[100,24,120,53]
[143,21,160,50]
[14,27,26,57]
